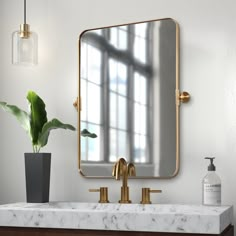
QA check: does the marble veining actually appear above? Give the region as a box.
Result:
[0,202,233,234]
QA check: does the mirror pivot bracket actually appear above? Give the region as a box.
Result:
[178,91,190,104]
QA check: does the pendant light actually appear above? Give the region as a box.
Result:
[12,0,38,66]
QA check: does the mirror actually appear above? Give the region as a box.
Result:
[78,18,181,178]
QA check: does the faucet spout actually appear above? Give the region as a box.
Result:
[112,157,136,203]
[128,163,136,176]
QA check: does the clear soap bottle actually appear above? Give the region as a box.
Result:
[202,157,221,205]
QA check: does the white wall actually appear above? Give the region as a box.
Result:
[1,0,236,232]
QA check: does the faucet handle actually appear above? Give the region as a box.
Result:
[140,188,162,204]
[89,187,109,203]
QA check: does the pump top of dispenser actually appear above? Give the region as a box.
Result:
[205,157,216,171]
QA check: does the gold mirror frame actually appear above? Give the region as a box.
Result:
[75,18,190,179]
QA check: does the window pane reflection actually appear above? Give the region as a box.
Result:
[87,45,101,85]
[134,103,147,135]
[110,28,118,49]
[88,83,101,124]
[109,128,117,162]
[140,75,147,104]
[134,103,140,133]
[134,73,140,103]
[87,124,101,161]
[81,79,87,121]
[109,129,128,162]
[134,134,140,162]
[135,23,147,37]
[109,93,127,130]
[139,135,147,163]
[110,27,127,50]
[109,59,117,92]
[140,105,147,135]
[134,72,147,105]
[134,23,147,64]
[134,37,146,64]
[119,30,128,50]
[118,131,127,158]
[81,43,87,78]
[118,63,127,96]
[109,59,127,96]
[134,134,147,163]
[110,92,117,128]
[118,96,126,130]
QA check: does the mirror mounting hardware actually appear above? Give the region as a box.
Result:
[73,97,81,111]
[179,91,190,103]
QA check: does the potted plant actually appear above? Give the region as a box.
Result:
[0,91,75,203]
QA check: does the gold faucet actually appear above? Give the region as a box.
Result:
[112,157,136,203]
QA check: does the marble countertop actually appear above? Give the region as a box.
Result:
[0,202,233,234]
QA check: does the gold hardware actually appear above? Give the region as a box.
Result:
[20,24,30,38]
[140,188,162,204]
[112,157,136,203]
[89,187,109,203]
[179,91,190,103]
[73,97,79,111]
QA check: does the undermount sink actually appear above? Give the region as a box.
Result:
[0,202,233,234]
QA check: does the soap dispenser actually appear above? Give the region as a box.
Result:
[202,157,221,205]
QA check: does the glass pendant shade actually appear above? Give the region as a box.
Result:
[12,24,38,66]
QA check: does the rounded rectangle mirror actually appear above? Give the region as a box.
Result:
[77,18,181,178]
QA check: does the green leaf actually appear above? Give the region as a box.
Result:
[81,129,97,138]
[0,102,30,135]
[38,118,76,148]
[27,91,47,146]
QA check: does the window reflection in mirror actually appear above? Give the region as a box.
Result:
[79,18,179,178]
[80,22,153,165]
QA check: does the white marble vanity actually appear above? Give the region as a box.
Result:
[0,202,233,235]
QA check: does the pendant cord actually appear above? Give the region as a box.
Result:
[24,0,26,24]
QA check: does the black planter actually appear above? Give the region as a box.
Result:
[24,153,51,203]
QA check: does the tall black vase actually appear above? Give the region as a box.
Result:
[24,153,51,203]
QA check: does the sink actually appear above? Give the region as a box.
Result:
[0,202,233,234]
